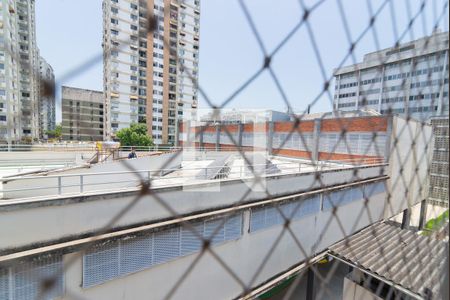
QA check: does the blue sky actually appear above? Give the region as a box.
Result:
[36,0,448,122]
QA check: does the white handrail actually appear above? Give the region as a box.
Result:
[0,161,387,198]
[0,161,318,182]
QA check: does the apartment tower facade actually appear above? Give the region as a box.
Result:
[102,0,200,144]
[333,30,449,121]
[0,0,41,143]
[38,56,55,139]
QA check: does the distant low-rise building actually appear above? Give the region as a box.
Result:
[181,113,392,163]
[61,86,104,141]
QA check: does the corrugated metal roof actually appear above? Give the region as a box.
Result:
[329,222,448,299]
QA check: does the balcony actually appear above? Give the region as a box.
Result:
[139,29,148,37]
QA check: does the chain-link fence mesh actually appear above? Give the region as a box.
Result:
[0,0,449,299]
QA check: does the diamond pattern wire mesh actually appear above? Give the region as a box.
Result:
[0,0,449,299]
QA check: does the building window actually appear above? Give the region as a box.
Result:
[0,256,64,299]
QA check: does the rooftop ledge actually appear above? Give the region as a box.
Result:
[0,157,388,211]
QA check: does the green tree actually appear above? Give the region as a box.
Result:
[116,123,154,147]
[46,124,62,140]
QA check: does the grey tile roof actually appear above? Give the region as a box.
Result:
[329,222,448,299]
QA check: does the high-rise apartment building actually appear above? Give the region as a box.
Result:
[38,56,55,139]
[333,30,449,121]
[0,0,43,143]
[61,86,104,142]
[102,0,200,145]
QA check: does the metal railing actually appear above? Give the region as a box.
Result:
[0,144,98,152]
[0,160,382,199]
[0,144,245,153]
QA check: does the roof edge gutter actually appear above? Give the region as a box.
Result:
[0,176,388,263]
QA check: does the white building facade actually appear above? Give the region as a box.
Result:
[102,0,200,144]
[199,109,292,125]
[333,30,449,121]
[61,86,104,142]
[0,0,43,143]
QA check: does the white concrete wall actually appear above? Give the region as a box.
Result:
[386,117,432,217]
[0,165,386,250]
[57,191,386,300]
[343,277,383,300]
